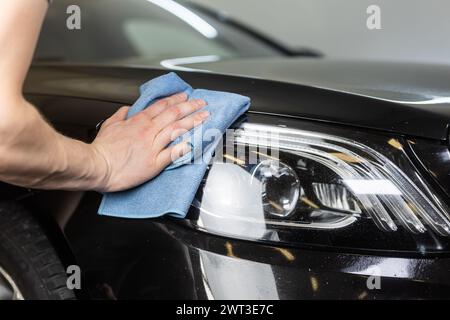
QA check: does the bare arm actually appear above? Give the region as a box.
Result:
[0,0,208,192]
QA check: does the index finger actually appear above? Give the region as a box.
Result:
[142,92,188,119]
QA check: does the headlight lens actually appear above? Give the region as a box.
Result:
[188,115,450,253]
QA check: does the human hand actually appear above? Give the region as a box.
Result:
[90,93,209,192]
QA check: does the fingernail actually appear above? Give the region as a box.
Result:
[200,111,210,119]
[195,99,207,107]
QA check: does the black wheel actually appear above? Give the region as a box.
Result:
[0,202,75,300]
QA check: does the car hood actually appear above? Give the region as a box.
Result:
[176,57,450,141]
[176,57,450,108]
[26,59,450,141]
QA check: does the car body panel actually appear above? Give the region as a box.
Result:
[61,192,450,300]
[26,64,450,141]
[173,57,450,140]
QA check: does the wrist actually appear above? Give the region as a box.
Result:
[57,136,110,191]
[86,142,111,192]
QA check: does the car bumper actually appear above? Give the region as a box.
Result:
[64,193,450,300]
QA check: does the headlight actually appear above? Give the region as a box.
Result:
[188,115,450,253]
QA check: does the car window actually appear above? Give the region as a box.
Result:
[34,0,282,66]
[123,19,235,59]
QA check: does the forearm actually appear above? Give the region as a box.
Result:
[0,98,105,190]
[0,0,48,95]
[0,0,207,193]
[0,0,106,190]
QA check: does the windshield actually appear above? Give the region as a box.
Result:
[34,0,283,67]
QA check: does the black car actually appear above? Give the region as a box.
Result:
[1,0,449,300]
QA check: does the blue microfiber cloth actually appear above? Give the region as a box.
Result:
[98,72,250,218]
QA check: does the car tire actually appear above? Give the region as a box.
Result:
[0,202,75,300]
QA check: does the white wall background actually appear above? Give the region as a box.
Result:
[188,0,450,64]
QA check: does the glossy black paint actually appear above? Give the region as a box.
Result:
[58,192,449,299]
[408,140,450,199]
[4,63,447,299]
[25,64,450,140]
